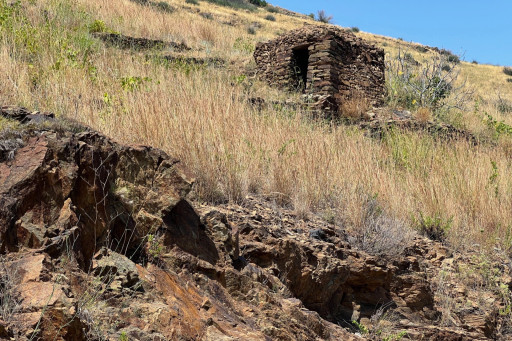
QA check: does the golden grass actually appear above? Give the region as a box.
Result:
[2,0,512,254]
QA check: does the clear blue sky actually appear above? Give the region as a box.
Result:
[270,0,512,66]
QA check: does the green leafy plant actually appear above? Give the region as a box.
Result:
[264,14,276,21]
[119,331,129,341]
[503,67,512,76]
[88,19,107,33]
[415,212,452,242]
[484,113,512,137]
[233,37,254,53]
[352,320,369,335]
[120,76,151,91]
[350,26,360,33]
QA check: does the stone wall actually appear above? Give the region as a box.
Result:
[254,25,385,112]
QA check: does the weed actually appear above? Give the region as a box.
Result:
[352,320,369,335]
[247,26,256,35]
[120,76,151,91]
[233,37,254,53]
[89,19,107,33]
[350,26,360,33]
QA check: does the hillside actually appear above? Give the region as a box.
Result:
[1,0,512,340]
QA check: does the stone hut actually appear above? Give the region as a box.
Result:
[253,25,385,112]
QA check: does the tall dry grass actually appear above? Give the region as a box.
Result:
[2,0,512,254]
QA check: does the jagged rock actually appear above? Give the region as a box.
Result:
[1,107,509,340]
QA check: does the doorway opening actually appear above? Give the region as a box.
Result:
[292,47,309,91]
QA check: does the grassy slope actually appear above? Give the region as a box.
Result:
[2,0,512,253]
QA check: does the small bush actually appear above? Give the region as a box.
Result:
[89,19,107,33]
[508,78,512,83]
[350,26,360,33]
[152,1,175,13]
[472,60,478,64]
[386,49,471,112]
[203,0,256,11]
[308,13,315,19]
[266,6,278,13]
[504,67,512,76]
[249,0,267,7]
[447,54,460,64]
[316,10,333,23]
[247,26,256,35]
[185,0,199,4]
[415,213,452,242]
[349,195,415,256]
[264,14,276,21]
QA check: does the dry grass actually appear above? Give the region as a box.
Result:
[2,0,512,255]
[415,107,432,123]
[339,92,370,120]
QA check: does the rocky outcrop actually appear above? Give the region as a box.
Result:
[92,32,190,51]
[0,107,509,340]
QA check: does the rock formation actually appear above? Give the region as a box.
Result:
[0,106,509,340]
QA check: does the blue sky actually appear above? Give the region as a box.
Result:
[270,0,511,66]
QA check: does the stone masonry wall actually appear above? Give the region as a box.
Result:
[254,25,385,112]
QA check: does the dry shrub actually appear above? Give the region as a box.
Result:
[415,107,432,123]
[0,257,21,323]
[339,92,370,120]
[348,195,416,256]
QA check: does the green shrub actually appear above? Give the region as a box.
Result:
[264,14,275,21]
[247,26,256,35]
[472,60,478,64]
[504,67,512,76]
[152,1,174,13]
[233,37,254,53]
[88,19,107,33]
[308,13,315,19]
[350,26,360,33]
[249,0,267,7]
[447,54,460,64]
[266,6,278,13]
[415,213,452,242]
[185,0,199,4]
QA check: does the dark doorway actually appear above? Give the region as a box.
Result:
[292,47,309,91]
